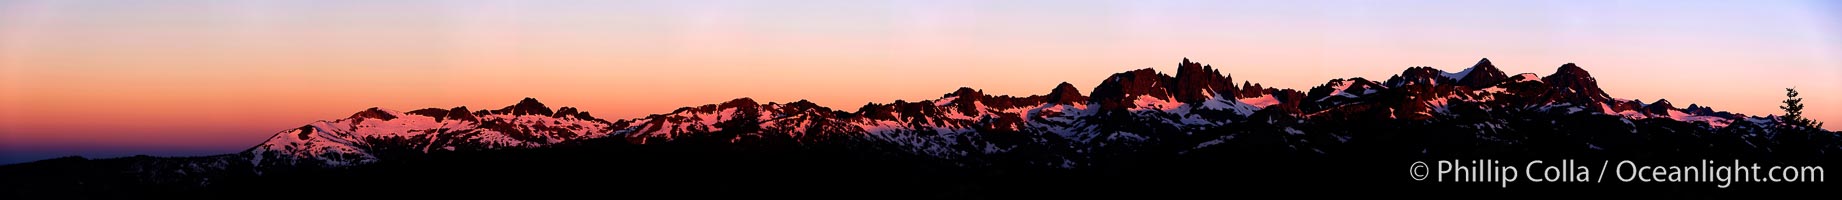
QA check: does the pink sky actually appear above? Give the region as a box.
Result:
[2,0,1840,163]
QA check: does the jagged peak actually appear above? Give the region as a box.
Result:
[405,108,443,115]
[1053,82,1079,92]
[1047,82,1087,104]
[1177,58,1204,74]
[403,106,479,122]
[1113,67,1163,79]
[786,99,821,108]
[497,97,554,116]
[349,107,398,121]
[1172,58,1233,103]
[1457,58,1509,88]
[1305,77,1383,102]
[1091,68,1169,96]
[1642,98,1676,115]
[553,106,587,118]
[947,87,983,98]
[450,106,477,121]
[1087,66,1178,110]
[1551,63,1591,78]
[1384,66,1453,87]
[1401,66,1445,76]
[1539,63,1608,102]
[1350,77,1376,83]
[720,97,759,108]
[1681,103,1734,117]
[1237,80,1267,98]
[770,99,834,115]
[1650,98,1679,111]
[517,97,543,106]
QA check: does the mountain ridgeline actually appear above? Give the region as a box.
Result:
[4,58,1837,199]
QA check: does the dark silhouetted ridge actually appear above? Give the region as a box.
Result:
[1458,58,1509,88]
[493,97,554,116]
[1047,82,1087,104]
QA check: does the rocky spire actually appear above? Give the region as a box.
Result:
[1172,58,1235,103]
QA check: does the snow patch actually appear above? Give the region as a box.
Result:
[1193,136,1231,150]
[1131,96,1186,112]
[1442,67,1475,80]
[1513,73,1541,82]
[1480,87,1507,94]
[1239,94,1281,109]
[1108,132,1148,142]
[1327,79,1358,99]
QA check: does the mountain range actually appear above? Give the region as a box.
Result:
[3,58,1836,199]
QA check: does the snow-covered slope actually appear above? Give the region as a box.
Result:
[246,98,619,168]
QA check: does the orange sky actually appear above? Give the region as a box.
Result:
[2,1,1840,163]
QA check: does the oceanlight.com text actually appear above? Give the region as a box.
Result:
[1408,159,1825,188]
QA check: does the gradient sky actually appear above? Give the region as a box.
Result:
[2,0,1839,164]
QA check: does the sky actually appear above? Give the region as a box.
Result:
[1,0,1839,164]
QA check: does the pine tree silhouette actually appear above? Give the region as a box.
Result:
[1776,87,1831,158]
[1780,87,1824,130]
